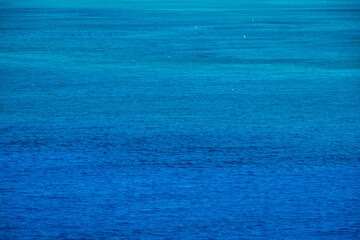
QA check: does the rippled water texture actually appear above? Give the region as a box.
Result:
[1,2,360,239]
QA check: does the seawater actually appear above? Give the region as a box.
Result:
[1,4,360,239]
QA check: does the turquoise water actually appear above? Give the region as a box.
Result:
[1,2,360,239]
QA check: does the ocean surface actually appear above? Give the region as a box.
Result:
[1,2,360,239]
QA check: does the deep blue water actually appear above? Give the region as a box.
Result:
[1,3,360,239]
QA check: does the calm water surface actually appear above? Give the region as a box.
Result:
[1,4,360,239]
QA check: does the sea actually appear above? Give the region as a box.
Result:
[1,1,360,239]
